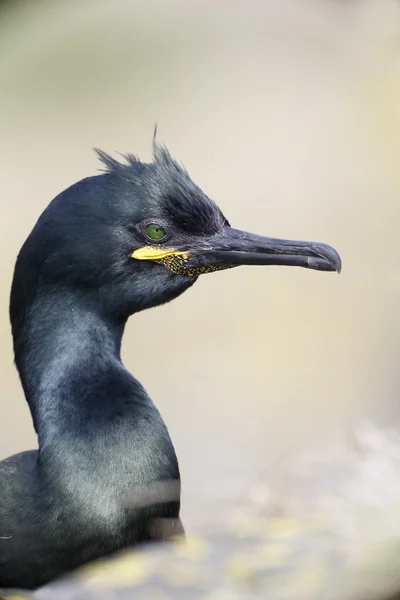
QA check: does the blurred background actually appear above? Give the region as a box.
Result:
[1,0,400,531]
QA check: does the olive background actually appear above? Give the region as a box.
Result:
[1,0,400,532]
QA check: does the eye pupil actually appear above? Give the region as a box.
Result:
[145,223,167,241]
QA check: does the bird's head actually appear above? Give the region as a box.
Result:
[11,136,341,323]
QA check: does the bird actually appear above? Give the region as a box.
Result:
[0,132,341,591]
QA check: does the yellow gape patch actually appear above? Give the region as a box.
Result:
[131,247,188,261]
[131,246,190,275]
[131,246,235,276]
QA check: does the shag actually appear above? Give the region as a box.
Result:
[0,135,341,590]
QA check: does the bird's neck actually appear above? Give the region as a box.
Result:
[14,291,130,445]
[12,290,180,525]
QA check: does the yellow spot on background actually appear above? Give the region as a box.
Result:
[267,517,307,539]
[78,551,154,590]
[176,536,210,560]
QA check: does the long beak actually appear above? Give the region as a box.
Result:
[132,226,342,276]
[190,227,341,272]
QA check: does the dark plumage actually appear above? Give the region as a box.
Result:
[0,135,341,590]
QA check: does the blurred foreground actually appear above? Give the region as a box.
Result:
[1,422,399,599]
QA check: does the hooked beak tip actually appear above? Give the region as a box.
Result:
[309,242,342,274]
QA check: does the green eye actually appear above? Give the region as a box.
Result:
[145,224,167,241]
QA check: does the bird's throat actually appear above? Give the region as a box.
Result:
[13,293,127,442]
